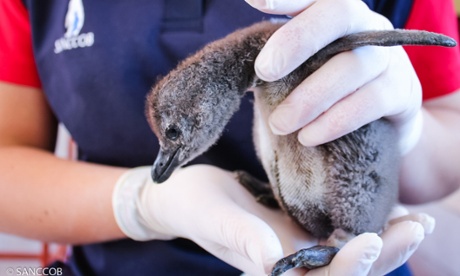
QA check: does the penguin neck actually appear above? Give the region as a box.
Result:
[198,21,283,98]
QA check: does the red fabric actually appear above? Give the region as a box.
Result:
[0,0,41,87]
[404,0,460,100]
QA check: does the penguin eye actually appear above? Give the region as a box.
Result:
[165,125,181,141]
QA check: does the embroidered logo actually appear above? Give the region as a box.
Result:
[54,0,94,54]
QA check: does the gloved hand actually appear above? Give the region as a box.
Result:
[297,206,435,276]
[112,165,434,275]
[113,164,300,275]
[245,0,423,155]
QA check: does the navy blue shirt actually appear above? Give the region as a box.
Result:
[21,0,413,275]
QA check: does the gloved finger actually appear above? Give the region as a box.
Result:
[375,47,423,155]
[385,206,436,234]
[255,0,392,81]
[268,45,389,136]
[295,70,393,146]
[244,0,315,15]
[247,208,318,276]
[199,210,284,275]
[186,184,284,275]
[369,221,425,275]
[386,205,410,221]
[388,212,436,234]
[295,48,420,149]
[307,233,383,276]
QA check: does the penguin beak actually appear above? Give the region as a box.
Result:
[151,146,181,183]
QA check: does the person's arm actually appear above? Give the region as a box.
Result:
[0,81,127,244]
[400,90,460,203]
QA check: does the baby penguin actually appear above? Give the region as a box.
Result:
[145,21,455,275]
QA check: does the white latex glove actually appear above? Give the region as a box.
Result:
[303,206,435,276]
[275,205,434,276]
[113,165,434,275]
[113,165,304,275]
[245,0,423,155]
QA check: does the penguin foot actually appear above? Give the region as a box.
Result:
[270,245,339,276]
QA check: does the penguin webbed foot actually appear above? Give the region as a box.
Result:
[234,170,279,208]
[270,245,339,276]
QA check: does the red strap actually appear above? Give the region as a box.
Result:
[404,0,460,100]
[0,0,41,87]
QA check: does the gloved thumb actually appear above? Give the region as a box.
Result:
[124,164,286,275]
[194,204,285,275]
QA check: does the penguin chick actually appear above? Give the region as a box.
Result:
[145,21,456,275]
